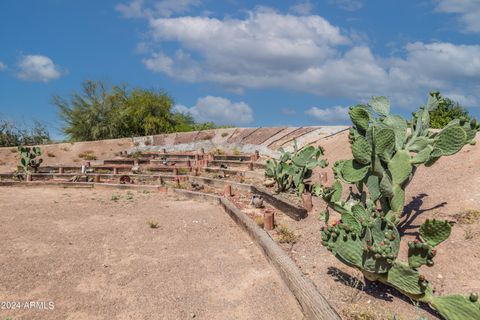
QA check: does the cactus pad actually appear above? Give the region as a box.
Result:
[411,145,433,165]
[435,125,467,156]
[374,128,395,155]
[366,174,380,201]
[349,106,371,131]
[369,96,390,116]
[408,241,435,268]
[352,136,372,165]
[339,160,369,183]
[388,150,412,184]
[431,295,480,320]
[386,262,426,296]
[419,219,452,247]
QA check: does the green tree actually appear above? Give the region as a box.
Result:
[54,80,221,141]
[0,118,50,147]
[429,91,471,129]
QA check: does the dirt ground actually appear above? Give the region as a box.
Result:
[0,187,303,320]
[0,138,134,173]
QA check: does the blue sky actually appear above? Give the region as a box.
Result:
[1,0,480,138]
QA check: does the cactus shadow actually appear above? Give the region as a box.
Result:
[327,266,442,318]
[398,193,447,236]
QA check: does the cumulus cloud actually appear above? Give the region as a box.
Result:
[16,55,62,82]
[0,61,6,71]
[135,8,480,108]
[116,0,201,18]
[305,106,350,123]
[329,0,363,11]
[435,0,480,33]
[174,96,254,126]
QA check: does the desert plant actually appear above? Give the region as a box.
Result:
[18,146,43,174]
[147,219,159,228]
[315,94,480,320]
[265,141,327,194]
[78,150,97,160]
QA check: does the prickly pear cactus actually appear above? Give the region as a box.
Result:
[316,93,480,320]
[18,146,43,174]
[266,141,327,194]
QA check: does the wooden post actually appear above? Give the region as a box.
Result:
[248,162,254,171]
[162,148,167,154]
[58,167,64,174]
[173,168,178,176]
[194,167,199,176]
[302,192,313,212]
[224,184,232,197]
[26,174,32,182]
[94,174,100,183]
[255,150,259,160]
[113,167,118,175]
[264,210,274,230]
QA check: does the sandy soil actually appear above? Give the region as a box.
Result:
[0,187,303,320]
[0,138,133,173]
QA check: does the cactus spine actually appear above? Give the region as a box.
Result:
[316,93,480,320]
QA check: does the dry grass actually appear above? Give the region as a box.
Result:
[276,225,298,244]
[147,218,159,229]
[221,132,229,137]
[78,150,97,160]
[454,209,480,224]
[342,304,378,320]
[464,227,477,240]
[47,152,56,157]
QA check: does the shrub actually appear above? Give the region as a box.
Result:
[78,151,97,160]
[276,225,298,244]
[147,219,159,228]
[429,91,471,129]
[315,94,480,320]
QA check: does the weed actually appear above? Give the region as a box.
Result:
[342,304,378,320]
[177,168,189,175]
[464,227,476,240]
[454,209,480,224]
[133,141,140,147]
[111,194,120,201]
[254,216,264,228]
[210,148,225,155]
[232,147,240,155]
[130,151,142,159]
[276,225,298,244]
[144,139,152,146]
[221,132,229,137]
[239,177,245,183]
[142,189,151,194]
[147,219,159,228]
[47,152,56,157]
[78,150,97,160]
[125,191,134,201]
[61,146,70,152]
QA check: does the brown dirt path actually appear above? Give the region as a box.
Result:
[0,187,303,320]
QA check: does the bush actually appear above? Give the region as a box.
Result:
[429,91,471,129]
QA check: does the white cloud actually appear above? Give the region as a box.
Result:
[174,96,254,126]
[0,61,6,71]
[16,55,62,82]
[290,1,314,15]
[136,8,480,108]
[330,0,363,11]
[280,107,297,115]
[435,0,480,32]
[116,0,201,18]
[305,106,350,123]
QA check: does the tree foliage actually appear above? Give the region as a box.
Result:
[54,80,225,141]
[429,91,471,129]
[0,118,50,147]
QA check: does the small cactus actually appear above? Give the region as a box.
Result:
[18,146,43,175]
